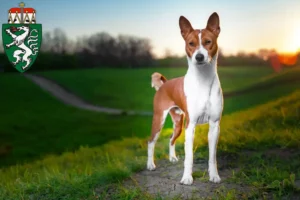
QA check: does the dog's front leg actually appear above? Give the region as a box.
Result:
[180,122,196,185]
[208,120,221,183]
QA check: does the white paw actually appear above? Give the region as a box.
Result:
[169,156,178,163]
[209,173,221,183]
[147,162,156,171]
[180,174,193,185]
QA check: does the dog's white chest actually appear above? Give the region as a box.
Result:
[188,95,211,124]
[183,66,223,124]
[196,100,211,124]
[184,77,212,124]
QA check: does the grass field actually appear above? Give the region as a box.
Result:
[0,66,299,199]
[37,66,275,111]
[0,74,152,167]
[38,66,300,116]
[0,87,299,199]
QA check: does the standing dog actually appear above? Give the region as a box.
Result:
[147,12,223,185]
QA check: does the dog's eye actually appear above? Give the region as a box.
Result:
[189,42,195,47]
[205,40,212,45]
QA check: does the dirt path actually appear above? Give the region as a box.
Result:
[24,73,300,199]
[122,150,300,199]
[123,157,253,199]
[24,74,152,116]
[24,73,299,116]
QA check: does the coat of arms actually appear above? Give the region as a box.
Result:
[2,2,42,72]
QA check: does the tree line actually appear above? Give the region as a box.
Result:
[0,28,155,72]
[0,28,299,72]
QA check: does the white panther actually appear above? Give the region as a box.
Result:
[5,26,39,70]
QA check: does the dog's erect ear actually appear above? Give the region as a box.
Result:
[206,12,220,37]
[179,16,193,40]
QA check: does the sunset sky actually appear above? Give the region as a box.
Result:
[1,0,300,58]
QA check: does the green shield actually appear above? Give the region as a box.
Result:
[2,24,42,73]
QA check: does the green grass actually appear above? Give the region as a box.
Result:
[0,73,152,167]
[37,66,300,116]
[37,66,274,111]
[0,90,299,199]
[0,67,299,199]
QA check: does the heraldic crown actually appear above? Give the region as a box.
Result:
[2,2,42,73]
[8,2,36,24]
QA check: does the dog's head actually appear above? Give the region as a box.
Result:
[179,12,220,66]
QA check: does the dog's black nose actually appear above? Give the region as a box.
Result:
[195,54,204,62]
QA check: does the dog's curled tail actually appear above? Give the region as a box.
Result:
[151,72,167,91]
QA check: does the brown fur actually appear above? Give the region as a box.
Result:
[149,77,188,141]
[149,13,220,144]
[151,72,167,90]
[179,14,220,59]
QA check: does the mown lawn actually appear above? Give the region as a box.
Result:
[37,66,275,111]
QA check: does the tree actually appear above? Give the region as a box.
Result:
[164,48,173,58]
[52,28,68,54]
[40,32,52,52]
[76,32,154,68]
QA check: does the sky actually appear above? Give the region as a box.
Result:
[0,0,300,58]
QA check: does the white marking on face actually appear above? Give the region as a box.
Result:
[191,32,210,65]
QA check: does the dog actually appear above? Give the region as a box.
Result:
[147,12,223,185]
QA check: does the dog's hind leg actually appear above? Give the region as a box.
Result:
[169,108,184,162]
[147,108,169,171]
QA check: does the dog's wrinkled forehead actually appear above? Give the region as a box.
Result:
[186,29,216,44]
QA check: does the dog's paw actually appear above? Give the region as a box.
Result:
[209,174,221,183]
[169,156,178,163]
[147,162,156,171]
[180,175,193,185]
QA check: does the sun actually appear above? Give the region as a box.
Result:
[294,26,300,50]
[277,23,300,66]
[284,24,300,53]
[292,26,300,52]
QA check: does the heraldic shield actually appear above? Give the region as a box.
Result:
[2,2,42,73]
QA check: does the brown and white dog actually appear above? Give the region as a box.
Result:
[147,12,223,185]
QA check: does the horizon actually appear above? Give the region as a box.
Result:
[0,0,300,58]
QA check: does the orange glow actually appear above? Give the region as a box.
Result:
[269,52,282,72]
[278,53,298,66]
